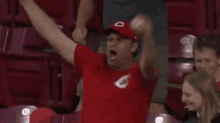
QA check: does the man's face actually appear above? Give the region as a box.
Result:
[106,33,136,69]
[182,81,203,111]
[194,47,220,75]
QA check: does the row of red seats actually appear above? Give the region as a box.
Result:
[0,0,103,113]
[0,0,103,32]
[166,0,220,35]
[0,24,105,113]
[0,105,182,123]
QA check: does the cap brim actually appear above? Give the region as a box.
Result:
[103,28,119,35]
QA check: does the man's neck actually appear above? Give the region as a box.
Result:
[110,60,134,71]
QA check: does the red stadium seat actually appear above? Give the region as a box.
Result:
[165,87,185,119]
[50,111,80,123]
[145,112,182,123]
[0,26,11,52]
[40,53,80,113]
[50,111,182,123]
[16,0,73,27]
[166,0,209,36]
[213,0,220,35]
[56,60,81,111]
[168,62,194,84]
[0,56,12,107]
[0,52,49,107]
[5,27,26,53]
[3,26,67,54]
[15,0,103,32]
[168,34,196,58]
[0,0,13,26]
[0,105,37,123]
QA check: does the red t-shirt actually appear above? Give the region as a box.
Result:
[217,81,220,90]
[74,45,158,123]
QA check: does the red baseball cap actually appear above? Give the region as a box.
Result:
[30,108,57,123]
[104,20,140,43]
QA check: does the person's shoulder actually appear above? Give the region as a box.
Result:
[211,112,220,123]
[182,110,198,122]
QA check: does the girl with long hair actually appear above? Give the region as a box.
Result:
[182,71,220,123]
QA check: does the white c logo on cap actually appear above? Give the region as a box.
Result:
[114,22,124,27]
[22,108,30,116]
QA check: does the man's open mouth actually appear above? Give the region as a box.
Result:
[110,50,117,60]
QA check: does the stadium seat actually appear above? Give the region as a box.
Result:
[15,0,103,32]
[4,27,26,53]
[0,105,37,123]
[0,56,12,107]
[166,0,209,36]
[145,112,182,123]
[168,34,196,58]
[213,0,220,35]
[165,87,185,119]
[0,0,14,26]
[16,0,71,26]
[0,26,10,53]
[41,53,80,114]
[3,26,67,54]
[0,52,49,107]
[50,111,80,123]
[50,111,182,123]
[168,62,194,84]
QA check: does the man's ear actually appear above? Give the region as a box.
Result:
[218,56,220,65]
[131,42,138,53]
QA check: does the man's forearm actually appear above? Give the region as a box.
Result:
[20,0,61,34]
[141,34,156,62]
[76,0,96,27]
[140,33,157,79]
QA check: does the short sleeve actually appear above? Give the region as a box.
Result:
[74,45,96,74]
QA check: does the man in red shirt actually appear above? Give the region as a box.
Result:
[73,0,168,113]
[19,0,158,123]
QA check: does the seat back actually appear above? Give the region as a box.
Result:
[0,105,37,123]
[213,0,220,34]
[50,111,182,123]
[166,0,209,36]
[145,112,182,123]
[0,0,13,26]
[50,111,80,123]
[165,87,186,119]
[16,0,70,26]
[0,26,11,52]
[168,62,194,84]
[168,34,196,59]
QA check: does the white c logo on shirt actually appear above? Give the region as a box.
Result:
[114,22,125,27]
[114,74,130,88]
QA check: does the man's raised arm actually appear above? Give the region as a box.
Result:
[72,0,97,44]
[130,15,157,81]
[19,0,77,65]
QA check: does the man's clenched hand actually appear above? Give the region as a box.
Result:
[72,26,87,45]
